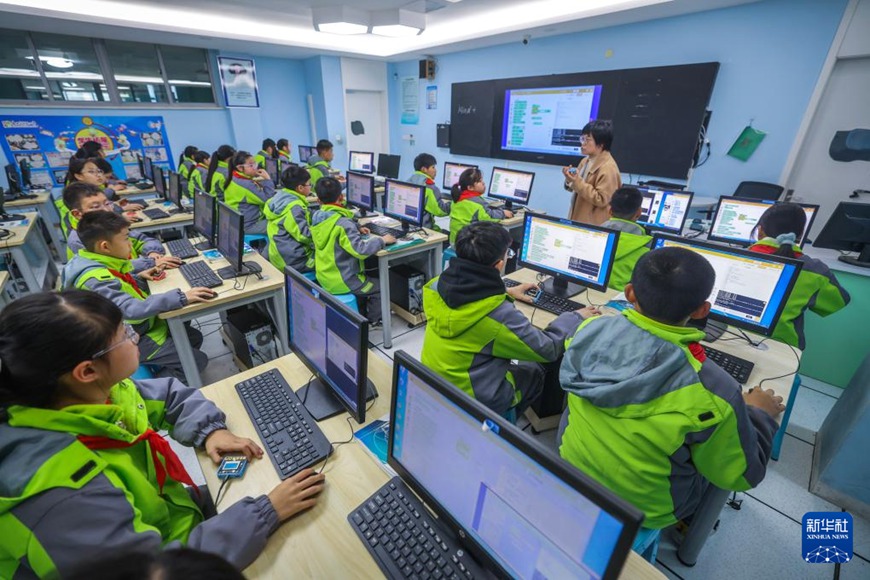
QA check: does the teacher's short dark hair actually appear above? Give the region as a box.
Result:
[581,120,614,151]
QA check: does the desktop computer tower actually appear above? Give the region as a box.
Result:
[220,306,278,369]
[389,264,426,315]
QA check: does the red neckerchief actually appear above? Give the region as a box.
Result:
[690,343,707,363]
[78,429,199,496]
[279,151,290,159]
[232,171,250,180]
[197,163,209,169]
[748,243,803,258]
[107,269,145,298]
[425,177,434,186]
[458,189,481,202]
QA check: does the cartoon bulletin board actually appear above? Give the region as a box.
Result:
[0,115,174,187]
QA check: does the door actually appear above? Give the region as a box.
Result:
[345,90,387,164]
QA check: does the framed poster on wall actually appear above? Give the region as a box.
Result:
[217,56,260,108]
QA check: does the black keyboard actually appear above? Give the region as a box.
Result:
[704,346,755,384]
[503,278,521,288]
[166,238,198,259]
[349,477,484,580]
[178,260,223,288]
[236,369,332,479]
[143,207,170,220]
[367,223,405,238]
[504,279,584,314]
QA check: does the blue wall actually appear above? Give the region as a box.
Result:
[302,56,348,164]
[387,0,848,218]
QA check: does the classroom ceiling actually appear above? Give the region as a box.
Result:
[0,0,759,60]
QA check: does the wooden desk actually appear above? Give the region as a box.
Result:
[0,212,59,293]
[116,185,157,200]
[128,206,194,236]
[150,251,288,388]
[0,270,10,310]
[5,192,65,260]
[196,354,663,579]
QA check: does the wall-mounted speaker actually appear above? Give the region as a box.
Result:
[419,58,436,81]
[437,124,450,148]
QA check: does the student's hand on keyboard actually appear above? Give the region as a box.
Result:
[503,209,515,219]
[153,254,183,269]
[204,428,264,463]
[185,287,217,303]
[506,282,538,304]
[744,386,786,418]
[577,306,602,319]
[268,468,327,521]
[382,234,397,245]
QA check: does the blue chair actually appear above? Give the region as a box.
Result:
[131,365,157,380]
[632,527,661,563]
[244,234,268,248]
[302,271,317,282]
[333,293,359,313]
[771,374,802,461]
[443,246,457,269]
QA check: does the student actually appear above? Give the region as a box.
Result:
[448,167,513,245]
[223,150,275,235]
[59,158,137,238]
[406,153,451,230]
[62,211,213,379]
[62,183,180,271]
[748,203,850,349]
[310,177,395,324]
[276,138,293,167]
[601,186,652,291]
[205,145,236,200]
[95,156,128,190]
[562,119,622,225]
[559,247,784,559]
[187,150,211,197]
[306,139,343,188]
[0,290,326,578]
[265,165,315,273]
[254,138,276,169]
[73,140,104,160]
[422,221,596,417]
[178,145,199,183]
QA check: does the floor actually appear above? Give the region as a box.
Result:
[173,310,869,579]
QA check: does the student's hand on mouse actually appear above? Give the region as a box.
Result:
[125,203,145,212]
[185,287,216,303]
[154,255,183,269]
[506,282,537,304]
[204,428,264,463]
[744,386,785,417]
[577,306,602,319]
[382,234,397,245]
[358,226,371,235]
[502,210,515,219]
[268,468,326,522]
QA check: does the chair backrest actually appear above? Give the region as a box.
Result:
[732,181,785,201]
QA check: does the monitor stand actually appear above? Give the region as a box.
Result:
[193,239,213,251]
[838,245,870,269]
[297,377,378,421]
[540,276,583,299]
[217,261,263,280]
[688,317,728,342]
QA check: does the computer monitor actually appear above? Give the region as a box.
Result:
[298,145,316,164]
[383,179,425,231]
[346,171,375,216]
[376,153,401,179]
[488,167,534,210]
[166,171,186,212]
[215,201,262,280]
[636,187,694,234]
[386,351,642,580]
[152,165,166,199]
[518,212,620,297]
[813,201,870,268]
[651,234,804,336]
[18,159,31,189]
[709,197,818,246]
[285,267,377,423]
[142,155,154,181]
[442,162,477,190]
[3,164,21,195]
[349,151,374,174]
[193,189,216,249]
[264,157,279,183]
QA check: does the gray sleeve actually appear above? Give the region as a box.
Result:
[134,377,227,446]
[131,230,165,256]
[343,218,385,255]
[291,204,311,240]
[485,205,507,219]
[68,234,84,255]
[130,256,156,273]
[82,276,186,321]
[437,197,452,214]
[257,180,276,202]
[491,304,583,362]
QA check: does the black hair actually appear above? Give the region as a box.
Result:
[281,165,311,191]
[755,203,806,258]
[65,156,100,184]
[610,186,644,220]
[277,138,289,150]
[451,167,482,202]
[224,150,253,188]
[192,150,210,165]
[78,210,130,252]
[262,138,276,153]
[316,139,333,154]
[0,290,122,409]
[454,221,513,266]
[74,141,103,159]
[314,177,342,204]
[205,144,236,191]
[66,548,244,580]
[581,119,614,151]
[414,153,437,172]
[179,145,198,167]
[63,182,103,211]
[94,157,114,177]
[630,247,715,325]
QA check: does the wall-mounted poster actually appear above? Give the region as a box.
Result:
[0,115,173,187]
[217,56,260,108]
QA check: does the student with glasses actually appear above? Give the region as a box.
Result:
[264,165,316,273]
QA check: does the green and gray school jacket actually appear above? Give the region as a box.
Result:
[407,171,451,230]
[0,377,279,579]
[223,175,276,232]
[421,257,583,414]
[748,239,850,349]
[306,155,334,188]
[278,150,293,169]
[62,251,185,361]
[601,218,652,291]
[311,204,384,294]
[187,165,208,197]
[179,157,195,192]
[209,161,230,199]
[66,228,162,272]
[559,309,778,529]
[448,194,507,244]
[254,150,271,169]
[265,188,315,273]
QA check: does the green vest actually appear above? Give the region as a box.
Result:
[311,205,372,294]
[56,198,77,240]
[179,157,195,180]
[307,160,330,188]
[265,189,314,272]
[449,197,499,244]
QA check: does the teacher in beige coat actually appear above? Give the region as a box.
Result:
[562,120,622,225]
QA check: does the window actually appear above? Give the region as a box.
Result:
[0,30,48,101]
[160,45,215,104]
[105,40,168,103]
[30,32,108,102]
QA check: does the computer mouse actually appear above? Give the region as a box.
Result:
[128,216,143,223]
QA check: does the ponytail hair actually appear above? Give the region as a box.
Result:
[179,145,198,167]
[205,144,235,191]
[192,150,209,165]
[451,167,482,202]
[755,203,806,258]
[225,150,252,187]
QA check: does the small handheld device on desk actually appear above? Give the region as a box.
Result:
[217,456,248,479]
